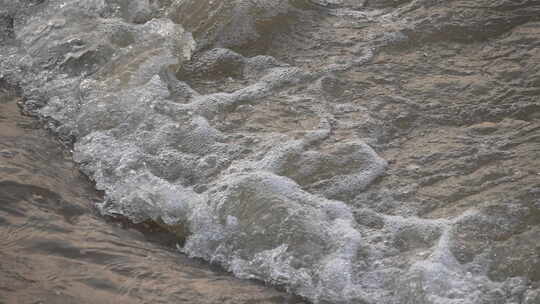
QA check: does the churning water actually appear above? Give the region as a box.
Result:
[2,1,540,303]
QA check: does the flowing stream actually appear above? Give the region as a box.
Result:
[1,1,539,303]
[0,91,304,304]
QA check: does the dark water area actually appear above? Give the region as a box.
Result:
[0,92,304,304]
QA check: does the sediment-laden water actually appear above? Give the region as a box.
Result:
[0,89,304,303]
[1,1,539,303]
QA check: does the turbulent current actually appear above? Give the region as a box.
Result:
[1,1,539,303]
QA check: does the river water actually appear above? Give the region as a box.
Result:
[2,1,539,303]
[0,91,304,304]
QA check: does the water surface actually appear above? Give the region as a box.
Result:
[0,91,304,304]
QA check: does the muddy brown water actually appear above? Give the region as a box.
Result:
[0,92,305,304]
